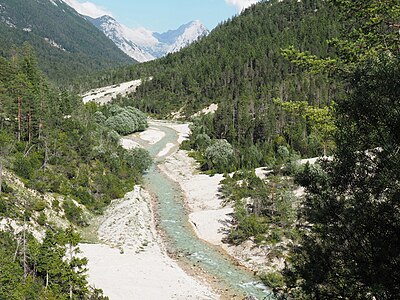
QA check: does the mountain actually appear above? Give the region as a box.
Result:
[88,15,155,63]
[88,15,209,62]
[152,20,210,56]
[0,0,135,85]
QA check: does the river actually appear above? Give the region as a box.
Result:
[143,123,274,300]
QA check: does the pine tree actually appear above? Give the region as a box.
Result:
[283,1,400,298]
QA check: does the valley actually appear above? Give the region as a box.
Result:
[0,0,398,299]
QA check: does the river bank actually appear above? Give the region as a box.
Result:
[79,128,218,299]
[81,121,272,299]
[157,123,281,275]
[80,185,217,300]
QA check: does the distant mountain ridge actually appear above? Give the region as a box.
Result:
[87,15,209,62]
[0,0,134,85]
[88,15,155,62]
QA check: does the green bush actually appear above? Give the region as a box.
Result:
[73,186,94,206]
[94,111,107,123]
[13,152,42,180]
[62,199,87,226]
[124,148,152,173]
[205,139,234,172]
[193,133,211,151]
[229,209,267,245]
[33,199,47,212]
[0,198,8,215]
[260,272,284,289]
[37,212,47,226]
[104,106,148,135]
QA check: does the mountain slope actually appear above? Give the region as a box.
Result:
[88,16,209,62]
[0,0,135,85]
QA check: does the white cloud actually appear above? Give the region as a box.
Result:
[225,0,260,12]
[62,0,113,18]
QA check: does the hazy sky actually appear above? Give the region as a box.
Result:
[63,0,261,32]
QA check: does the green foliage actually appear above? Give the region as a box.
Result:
[32,199,46,212]
[205,139,234,172]
[260,272,285,289]
[222,170,298,248]
[13,152,42,180]
[0,47,149,216]
[228,203,267,245]
[283,0,400,298]
[0,228,104,299]
[124,148,152,174]
[62,199,87,227]
[104,106,148,135]
[37,211,47,226]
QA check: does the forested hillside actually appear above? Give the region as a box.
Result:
[0,44,151,297]
[80,0,341,168]
[0,0,134,85]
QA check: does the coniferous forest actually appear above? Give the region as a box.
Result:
[0,44,149,298]
[0,0,399,299]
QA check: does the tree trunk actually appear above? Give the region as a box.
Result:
[23,212,27,280]
[0,160,2,193]
[17,96,21,142]
[28,106,32,143]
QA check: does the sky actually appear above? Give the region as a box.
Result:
[63,0,261,33]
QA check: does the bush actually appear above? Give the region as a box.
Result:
[260,272,285,289]
[13,152,42,180]
[93,111,106,123]
[104,106,147,135]
[33,199,47,212]
[62,199,87,226]
[277,146,290,160]
[193,133,211,151]
[37,212,47,226]
[228,206,267,245]
[124,148,152,173]
[205,139,234,172]
[73,186,94,206]
[107,130,120,143]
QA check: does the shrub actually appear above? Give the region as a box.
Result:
[124,148,152,173]
[73,186,94,206]
[277,146,290,160]
[193,133,211,151]
[62,199,87,226]
[37,212,47,226]
[104,106,147,135]
[205,139,234,172]
[260,272,284,289]
[93,111,106,123]
[13,152,42,180]
[33,199,47,212]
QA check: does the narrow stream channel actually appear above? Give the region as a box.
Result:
[143,124,274,300]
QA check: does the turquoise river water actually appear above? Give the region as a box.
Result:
[141,124,274,300]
